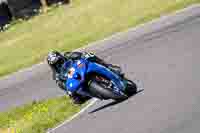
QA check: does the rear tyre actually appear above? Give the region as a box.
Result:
[88,80,127,101]
[124,79,137,96]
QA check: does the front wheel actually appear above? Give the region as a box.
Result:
[88,80,127,101]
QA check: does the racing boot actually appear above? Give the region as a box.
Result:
[107,64,124,77]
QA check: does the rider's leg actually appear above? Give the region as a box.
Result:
[93,56,124,76]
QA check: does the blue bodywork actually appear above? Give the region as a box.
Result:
[62,58,127,98]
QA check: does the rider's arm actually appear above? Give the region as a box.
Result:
[65,52,83,60]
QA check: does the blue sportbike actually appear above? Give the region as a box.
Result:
[61,55,137,101]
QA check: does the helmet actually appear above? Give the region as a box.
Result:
[47,51,61,65]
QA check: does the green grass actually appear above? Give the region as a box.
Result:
[0,0,200,77]
[0,96,85,133]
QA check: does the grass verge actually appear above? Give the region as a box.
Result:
[0,96,85,133]
[0,0,200,77]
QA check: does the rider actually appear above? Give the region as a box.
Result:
[47,51,122,104]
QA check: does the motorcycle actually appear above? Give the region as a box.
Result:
[61,56,137,101]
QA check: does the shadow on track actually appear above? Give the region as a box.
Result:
[88,89,144,114]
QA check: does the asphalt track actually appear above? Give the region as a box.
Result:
[1,5,200,133]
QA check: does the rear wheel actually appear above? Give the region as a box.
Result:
[88,75,127,101]
[124,79,137,96]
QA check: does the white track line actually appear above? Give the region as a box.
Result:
[47,98,98,133]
